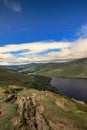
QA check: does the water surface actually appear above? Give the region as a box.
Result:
[51,78,87,102]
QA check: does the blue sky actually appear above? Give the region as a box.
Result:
[0,0,87,65]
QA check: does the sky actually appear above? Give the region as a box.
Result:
[0,0,87,65]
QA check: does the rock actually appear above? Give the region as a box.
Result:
[5,94,16,102]
[3,92,84,130]
[13,95,51,130]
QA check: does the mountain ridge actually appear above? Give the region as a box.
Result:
[14,58,87,78]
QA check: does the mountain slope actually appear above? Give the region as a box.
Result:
[0,63,35,72]
[0,69,87,130]
[0,68,58,94]
[0,87,87,130]
[18,58,87,78]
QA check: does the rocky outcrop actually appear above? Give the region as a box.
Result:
[3,92,86,130]
[4,94,50,130]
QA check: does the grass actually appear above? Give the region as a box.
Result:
[18,58,87,78]
[40,93,87,128]
[0,87,5,96]
[0,99,18,130]
[0,87,87,129]
[17,88,40,96]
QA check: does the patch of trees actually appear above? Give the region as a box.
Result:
[0,69,58,94]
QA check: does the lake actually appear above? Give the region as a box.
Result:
[51,78,87,102]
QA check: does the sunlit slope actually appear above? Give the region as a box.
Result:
[19,58,87,78]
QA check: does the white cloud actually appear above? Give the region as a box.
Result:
[0,41,70,54]
[0,53,16,65]
[0,39,87,65]
[76,24,87,38]
[3,0,22,13]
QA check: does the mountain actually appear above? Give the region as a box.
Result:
[0,69,87,130]
[17,58,87,78]
[0,63,36,72]
[1,58,87,79]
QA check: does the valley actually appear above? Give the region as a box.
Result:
[0,58,87,130]
[0,67,87,130]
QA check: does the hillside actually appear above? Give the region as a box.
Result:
[17,58,87,78]
[0,69,87,130]
[0,85,87,130]
[0,64,35,72]
[0,69,58,94]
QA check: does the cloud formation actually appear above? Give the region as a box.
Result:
[0,38,87,65]
[76,24,87,38]
[3,0,22,13]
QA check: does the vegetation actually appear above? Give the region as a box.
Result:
[0,99,18,130]
[17,58,87,78]
[0,87,87,130]
[0,68,58,94]
[0,60,87,130]
[41,94,87,130]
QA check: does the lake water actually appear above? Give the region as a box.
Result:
[51,78,87,102]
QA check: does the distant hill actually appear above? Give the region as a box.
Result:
[0,63,36,72]
[16,58,87,78]
[1,58,87,78]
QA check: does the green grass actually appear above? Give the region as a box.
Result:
[17,88,40,96]
[0,99,18,130]
[40,94,87,127]
[0,87,5,96]
[0,87,87,130]
[18,58,87,78]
